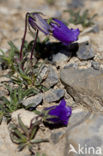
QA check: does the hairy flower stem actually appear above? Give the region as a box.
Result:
[30,30,39,61]
[20,13,29,62]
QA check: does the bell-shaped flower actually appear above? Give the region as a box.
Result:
[50,18,80,45]
[42,99,72,126]
[28,12,50,35]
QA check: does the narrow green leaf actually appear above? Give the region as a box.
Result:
[18,115,28,136]
[33,110,41,115]
[18,143,27,151]
[14,129,27,141]
[10,133,26,144]
[30,138,49,144]
[0,96,10,105]
[28,144,33,153]
[29,126,38,140]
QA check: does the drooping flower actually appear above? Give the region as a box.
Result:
[50,18,80,45]
[42,99,72,126]
[28,12,50,35]
[28,13,80,45]
[20,12,80,62]
[20,12,51,61]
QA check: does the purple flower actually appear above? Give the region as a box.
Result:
[28,12,50,35]
[42,99,72,126]
[28,12,80,45]
[50,18,80,45]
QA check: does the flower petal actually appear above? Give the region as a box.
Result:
[50,18,80,45]
[28,13,50,35]
[43,99,72,126]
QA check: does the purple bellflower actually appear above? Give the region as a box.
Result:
[20,12,80,63]
[42,99,72,126]
[27,13,80,46]
[50,18,80,45]
[28,12,50,35]
[20,12,50,61]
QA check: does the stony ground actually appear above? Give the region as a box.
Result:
[1,0,103,156]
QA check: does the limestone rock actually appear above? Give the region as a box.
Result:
[77,42,95,60]
[52,52,70,64]
[43,89,65,103]
[60,67,103,111]
[43,66,58,88]
[22,93,43,108]
[11,109,37,128]
[91,61,100,70]
[65,109,103,156]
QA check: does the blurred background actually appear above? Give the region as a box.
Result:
[0,0,103,49]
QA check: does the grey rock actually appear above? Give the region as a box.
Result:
[68,108,91,130]
[77,42,95,60]
[52,52,69,63]
[43,89,65,103]
[43,66,58,88]
[22,93,43,108]
[65,109,103,156]
[39,65,48,80]
[51,131,64,144]
[51,44,72,64]
[91,61,100,70]
[60,67,103,111]
[40,128,66,156]
[64,63,78,69]
[33,64,48,81]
